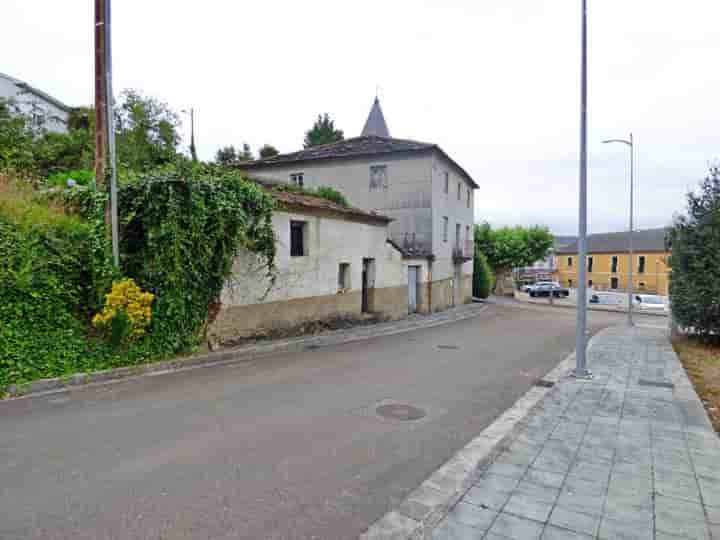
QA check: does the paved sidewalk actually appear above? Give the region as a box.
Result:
[429,325,719,540]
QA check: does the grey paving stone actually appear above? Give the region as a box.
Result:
[515,481,561,504]
[486,462,529,480]
[462,486,510,511]
[540,525,592,540]
[504,492,554,523]
[432,517,485,539]
[523,468,566,489]
[597,516,653,540]
[656,494,706,523]
[655,477,702,502]
[555,491,605,517]
[474,473,521,494]
[447,501,497,531]
[710,524,720,540]
[602,502,653,526]
[706,505,720,525]
[656,515,711,540]
[548,506,601,537]
[487,512,544,540]
[699,476,720,507]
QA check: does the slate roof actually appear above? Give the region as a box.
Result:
[361,97,390,137]
[555,228,669,254]
[0,72,72,112]
[249,176,392,225]
[237,135,479,189]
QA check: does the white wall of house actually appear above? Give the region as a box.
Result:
[243,154,434,252]
[0,74,69,134]
[430,150,475,281]
[221,209,406,306]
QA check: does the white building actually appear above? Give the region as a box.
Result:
[0,72,72,133]
[209,181,409,342]
[238,98,478,313]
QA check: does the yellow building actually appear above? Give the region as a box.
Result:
[555,228,670,295]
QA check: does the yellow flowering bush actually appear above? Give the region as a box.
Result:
[92,279,154,347]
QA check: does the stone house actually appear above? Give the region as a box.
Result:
[0,72,71,133]
[555,228,670,295]
[209,181,408,342]
[237,98,478,313]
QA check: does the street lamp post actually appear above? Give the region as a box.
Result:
[574,0,591,378]
[602,133,635,327]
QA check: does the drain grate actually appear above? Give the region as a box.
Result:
[534,379,555,388]
[376,403,427,421]
[437,345,460,350]
[638,378,674,389]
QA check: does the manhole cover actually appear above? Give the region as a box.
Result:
[638,378,674,389]
[534,379,555,388]
[376,403,427,421]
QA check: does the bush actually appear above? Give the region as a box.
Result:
[47,169,95,188]
[274,183,350,207]
[473,251,493,299]
[668,165,720,342]
[118,170,276,354]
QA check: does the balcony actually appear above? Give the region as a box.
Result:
[452,240,474,262]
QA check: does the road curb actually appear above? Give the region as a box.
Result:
[4,304,489,401]
[359,330,606,540]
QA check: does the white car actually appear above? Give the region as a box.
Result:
[633,294,667,310]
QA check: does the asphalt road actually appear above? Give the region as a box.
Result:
[0,303,662,540]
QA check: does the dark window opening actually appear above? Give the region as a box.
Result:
[290,221,306,257]
[611,277,619,289]
[567,257,573,267]
[588,256,593,273]
[338,263,350,291]
[638,256,646,274]
[611,256,618,273]
[290,173,304,187]
[589,280,593,287]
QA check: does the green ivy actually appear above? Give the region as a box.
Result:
[119,170,276,354]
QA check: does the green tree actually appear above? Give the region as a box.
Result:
[668,165,720,343]
[215,145,238,165]
[474,222,553,294]
[0,98,35,172]
[473,251,493,299]
[239,143,253,161]
[303,113,344,148]
[259,144,279,158]
[114,89,181,172]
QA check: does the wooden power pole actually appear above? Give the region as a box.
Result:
[94,0,107,188]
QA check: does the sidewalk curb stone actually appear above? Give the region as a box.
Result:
[5,303,489,400]
[359,331,603,540]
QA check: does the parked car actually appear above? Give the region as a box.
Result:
[528,283,569,298]
[522,281,560,293]
[633,294,667,310]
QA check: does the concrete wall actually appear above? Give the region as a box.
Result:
[210,209,409,341]
[556,251,670,295]
[0,75,69,134]
[243,154,434,253]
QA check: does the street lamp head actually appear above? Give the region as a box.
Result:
[602,138,632,146]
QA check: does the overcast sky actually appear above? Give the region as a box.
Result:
[4,1,718,234]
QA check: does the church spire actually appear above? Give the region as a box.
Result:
[361,96,390,138]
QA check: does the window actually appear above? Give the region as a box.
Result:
[290,221,306,256]
[443,217,448,242]
[467,189,471,208]
[457,182,461,201]
[587,256,593,273]
[639,281,646,289]
[455,223,461,247]
[638,256,646,274]
[443,172,449,193]
[369,165,388,190]
[290,173,304,187]
[465,225,470,243]
[589,280,593,287]
[567,257,573,267]
[611,256,618,273]
[611,277,619,289]
[338,263,350,291]
[568,279,573,287]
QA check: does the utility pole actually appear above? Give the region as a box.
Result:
[574,0,591,379]
[189,108,198,162]
[94,0,107,190]
[105,0,119,267]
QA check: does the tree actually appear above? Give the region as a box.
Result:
[259,144,279,158]
[474,222,554,294]
[239,143,253,161]
[114,89,181,172]
[215,145,237,165]
[668,165,720,342]
[303,113,344,148]
[473,251,493,299]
